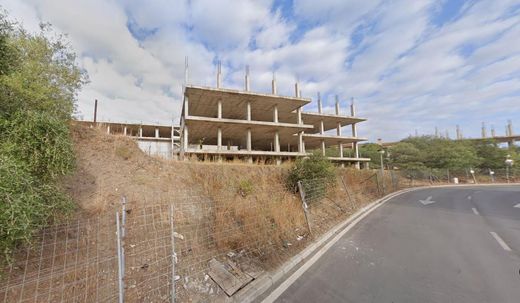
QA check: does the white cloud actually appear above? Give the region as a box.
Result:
[0,0,518,140]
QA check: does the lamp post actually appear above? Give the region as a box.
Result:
[469,169,477,184]
[505,154,514,183]
[489,169,495,183]
[379,150,386,194]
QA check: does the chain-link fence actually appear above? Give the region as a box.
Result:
[394,167,520,185]
[1,167,517,302]
[0,213,119,303]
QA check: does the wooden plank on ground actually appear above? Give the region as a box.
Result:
[208,258,253,296]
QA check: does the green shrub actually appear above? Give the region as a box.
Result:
[0,14,83,264]
[237,179,254,197]
[286,153,336,202]
[0,112,75,261]
[2,111,75,181]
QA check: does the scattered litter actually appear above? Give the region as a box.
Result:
[141,263,149,270]
[174,275,181,281]
[227,251,236,258]
[204,274,209,281]
[130,244,136,248]
[173,232,184,240]
[296,235,304,241]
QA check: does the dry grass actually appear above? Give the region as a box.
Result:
[1,123,415,303]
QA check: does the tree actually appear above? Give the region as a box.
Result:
[388,142,426,170]
[0,12,85,262]
[0,20,85,120]
[472,140,508,169]
[359,143,385,168]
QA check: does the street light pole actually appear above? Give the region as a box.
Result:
[505,154,514,183]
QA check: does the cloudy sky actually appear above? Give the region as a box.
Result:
[2,0,519,141]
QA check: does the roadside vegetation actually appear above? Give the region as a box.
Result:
[352,136,519,171]
[0,12,85,262]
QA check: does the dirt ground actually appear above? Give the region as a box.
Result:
[1,123,404,303]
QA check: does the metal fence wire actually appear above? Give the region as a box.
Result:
[0,213,119,303]
[1,168,515,302]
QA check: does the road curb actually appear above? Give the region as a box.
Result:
[232,182,520,303]
[232,186,420,303]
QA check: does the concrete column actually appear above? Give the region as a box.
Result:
[155,127,159,138]
[481,122,486,138]
[217,100,222,119]
[317,92,322,114]
[139,126,143,138]
[184,96,189,117]
[246,128,252,151]
[106,125,110,135]
[297,108,302,125]
[123,126,127,136]
[337,122,342,136]
[298,132,303,153]
[273,105,278,123]
[245,65,250,91]
[272,73,277,94]
[335,95,340,115]
[321,140,326,156]
[274,131,280,152]
[217,127,222,150]
[320,120,325,134]
[295,82,300,97]
[183,125,189,151]
[246,101,251,121]
[339,143,344,158]
[350,98,360,169]
[246,129,253,163]
[275,131,281,165]
[216,61,222,88]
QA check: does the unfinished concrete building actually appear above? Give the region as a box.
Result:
[180,64,370,167]
[79,121,180,158]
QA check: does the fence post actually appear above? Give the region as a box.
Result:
[116,212,124,303]
[447,169,450,183]
[121,197,127,238]
[297,181,312,235]
[390,170,397,191]
[169,204,176,303]
[374,173,382,196]
[341,176,356,210]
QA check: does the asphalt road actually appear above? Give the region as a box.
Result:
[273,186,520,303]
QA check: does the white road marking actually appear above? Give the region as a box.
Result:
[490,232,512,252]
[419,196,435,205]
[261,191,406,303]
[514,203,520,208]
[472,208,479,215]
